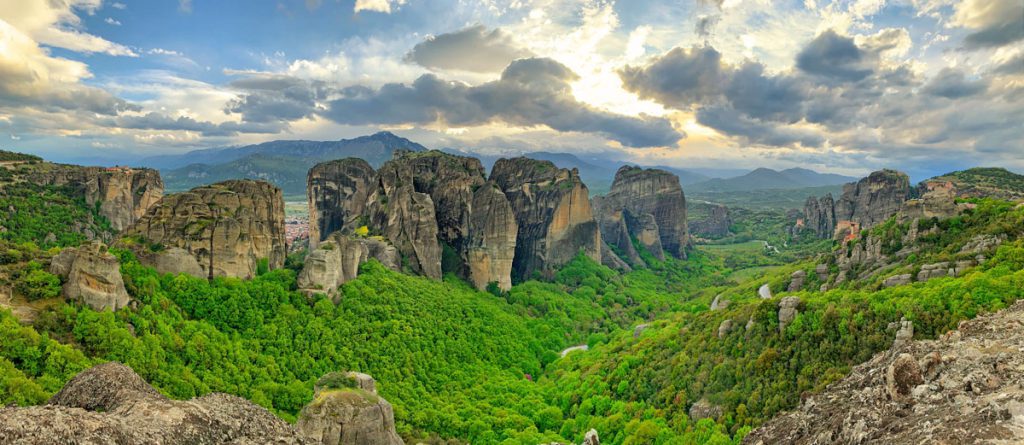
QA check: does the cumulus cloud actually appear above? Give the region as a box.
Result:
[951,0,1024,50]
[796,30,873,81]
[0,0,136,56]
[354,0,405,14]
[405,25,534,73]
[106,112,284,137]
[320,58,682,147]
[922,68,989,98]
[225,74,331,124]
[619,46,725,108]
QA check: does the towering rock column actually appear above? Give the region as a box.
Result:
[593,166,689,266]
[491,157,601,282]
[307,158,376,250]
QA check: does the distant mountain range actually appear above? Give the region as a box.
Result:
[687,167,858,193]
[138,132,854,198]
[142,132,427,196]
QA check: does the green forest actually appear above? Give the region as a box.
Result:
[1,160,1023,444]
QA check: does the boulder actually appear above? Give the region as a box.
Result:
[121,180,287,280]
[633,323,650,338]
[49,242,131,311]
[883,274,913,288]
[492,158,601,281]
[593,166,688,260]
[787,270,806,292]
[296,372,405,445]
[892,317,913,349]
[758,283,772,299]
[583,429,600,445]
[885,353,924,403]
[0,362,309,444]
[307,158,376,250]
[815,264,829,282]
[916,262,950,282]
[466,182,517,290]
[710,294,729,311]
[297,233,400,301]
[718,319,733,339]
[688,399,722,421]
[778,296,801,332]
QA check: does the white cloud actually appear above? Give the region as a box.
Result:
[104,17,121,26]
[0,0,137,56]
[354,0,406,14]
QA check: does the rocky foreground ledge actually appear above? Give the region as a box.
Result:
[744,300,1024,445]
[0,363,404,445]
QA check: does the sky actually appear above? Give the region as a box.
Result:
[0,0,1021,179]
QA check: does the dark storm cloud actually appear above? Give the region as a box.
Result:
[404,25,535,73]
[922,68,989,98]
[619,46,724,108]
[796,30,873,82]
[225,74,331,124]
[322,58,682,147]
[695,15,719,38]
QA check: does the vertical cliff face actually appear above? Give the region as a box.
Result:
[306,151,517,289]
[592,166,688,266]
[690,203,732,239]
[307,159,376,250]
[491,157,601,282]
[297,232,400,301]
[803,170,911,238]
[122,180,287,279]
[49,242,132,311]
[31,166,164,232]
[467,183,517,291]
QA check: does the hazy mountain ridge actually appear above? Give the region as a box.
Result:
[688,167,858,192]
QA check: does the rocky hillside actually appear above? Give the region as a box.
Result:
[0,152,163,246]
[0,362,405,445]
[592,165,689,269]
[120,179,286,279]
[927,167,1024,201]
[744,299,1024,444]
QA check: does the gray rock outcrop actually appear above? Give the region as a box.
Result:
[296,372,405,445]
[883,273,912,288]
[307,158,376,250]
[690,203,731,238]
[466,183,517,290]
[32,166,164,232]
[689,399,723,421]
[297,233,400,301]
[778,296,801,332]
[0,362,310,444]
[787,270,806,292]
[49,242,131,311]
[593,166,688,264]
[492,157,601,281]
[803,170,912,238]
[121,180,287,280]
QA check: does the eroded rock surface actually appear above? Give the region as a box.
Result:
[0,362,310,444]
[307,158,376,250]
[593,166,688,264]
[803,170,912,238]
[745,300,1024,445]
[32,166,164,232]
[49,242,131,311]
[121,180,287,280]
[297,233,400,300]
[296,372,405,445]
[492,157,600,281]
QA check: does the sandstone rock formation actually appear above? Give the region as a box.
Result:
[307,158,376,250]
[593,166,688,266]
[492,157,601,281]
[690,203,732,238]
[583,429,600,445]
[0,362,310,444]
[49,242,131,311]
[32,166,164,232]
[803,170,912,238]
[296,372,405,445]
[787,270,806,292]
[718,319,733,339]
[121,180,287,280]
[778,296,801,331]
[745,300,1024,445]
[466,182,518,290]
[308,151,517,289]
[297,232,400,301]
[689,399,723,421]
